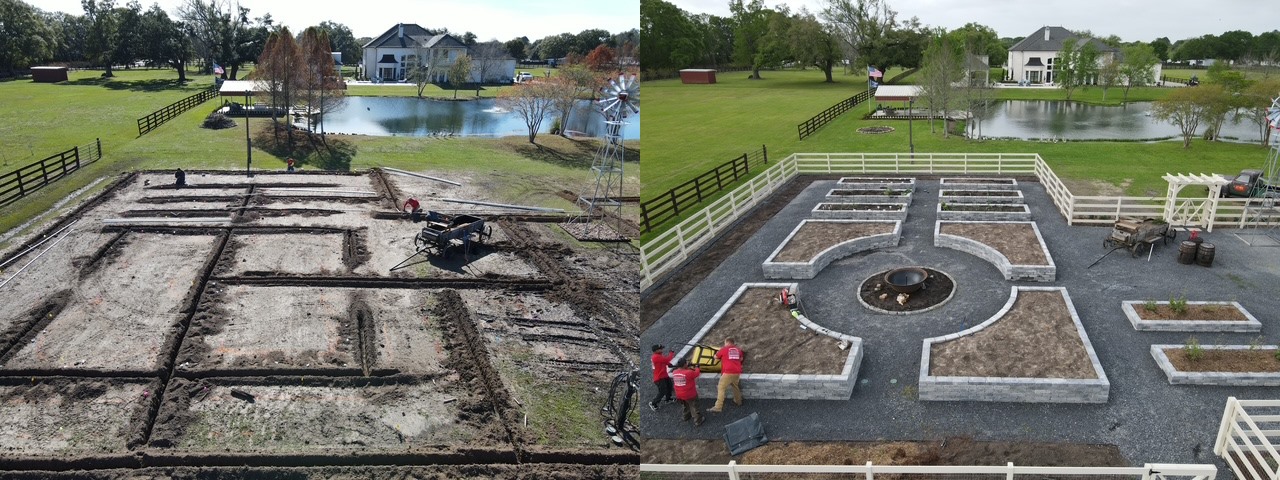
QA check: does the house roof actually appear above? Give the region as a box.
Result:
[363,24,468,51]
[1008,26,1117,53]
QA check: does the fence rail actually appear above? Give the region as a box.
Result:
[798,88,875,140]
[639,146,768,234]
[1160,74,1192,85]
[0,139,102,207]
[640,461,1217,480]
[137,85,219,136]
[1215,397,1280,480]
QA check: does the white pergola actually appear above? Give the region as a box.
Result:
[1162,173,1230,232]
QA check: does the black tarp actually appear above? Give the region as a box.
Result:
[724,412,768,456]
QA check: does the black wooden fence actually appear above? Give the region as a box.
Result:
[639,145,767,234]
[1160,74,1192,85]
[0,139,102,207]
[797,88,875,140]
[137,85,219,136]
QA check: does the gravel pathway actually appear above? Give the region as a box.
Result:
[642,177,1280,469]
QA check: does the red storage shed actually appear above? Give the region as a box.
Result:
[31,66,68,83]
[679,69,717,84]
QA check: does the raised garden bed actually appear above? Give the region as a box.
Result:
[920,287,1109,403]
[1122,301,1261,332]
[939,177,1019,191]
[1151,345,1280,386]
[825,188,913,204]
[938,189,1025,204]
[811,202,908,221]
[935,221,1055,281]
[763,220,900,279]
[837,177,914,187]
[937,202,1031,221]
[673,283,864,400]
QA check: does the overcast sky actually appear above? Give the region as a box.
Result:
[671,0,1276,42]
[28,0,639,41]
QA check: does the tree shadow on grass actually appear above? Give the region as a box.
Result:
[253,123,357,171]
[62,77,199,92]
[509,136,640,170]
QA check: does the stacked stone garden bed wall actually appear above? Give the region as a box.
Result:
[939,190,1025,204]
[762,220,900,279]
[939,177,1019,191]
[934,221,1055,281]
[936,203,1032,222]
[811,202,908,221]
[1122,301,1262,332]
[1151,345,1280,386]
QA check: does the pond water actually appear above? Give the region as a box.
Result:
[977,100,1262,142]
[315,96,640,138]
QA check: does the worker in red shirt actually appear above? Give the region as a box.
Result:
[709,337,745,412]
[648,344,675,411]
[671,359,703,426]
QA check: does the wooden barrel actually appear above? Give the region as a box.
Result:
[1178,241,1198,265]
[1196,242,1215,267]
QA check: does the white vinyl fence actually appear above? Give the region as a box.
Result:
[639,461,1217,480]
[639,152,1280,291]
[1216,397,1280,480]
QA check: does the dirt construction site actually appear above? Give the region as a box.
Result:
[0,169,639,478]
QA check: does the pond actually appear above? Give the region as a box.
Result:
[977,100,1263,142]
[314,96,640,138]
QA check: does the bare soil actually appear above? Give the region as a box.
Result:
[859,268,954,313]
[1164,348,1280,373]
[1135,304,1248,321]
[940,223,1047,265]
[700,287,851,375]
[642,437,1129,467]
[817,203,905,211]
[946,179,1015,185]
[941,204,1025,212]
[830,189,909,196]
[774,222,894,262]
[930,291,1095,379]
[942,190,1020,197]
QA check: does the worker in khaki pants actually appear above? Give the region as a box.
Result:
[708,337,744,412]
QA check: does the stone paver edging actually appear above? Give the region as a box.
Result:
[934,220,1056,281]
[919,286,1110,403]
[811,203,908,221]
[939,177,1019,191]
[1122,301,1262,332]
[837,177,916,188]
[673,283,865,400]
[1150,345,1280,386]
[825,188,914,204]
[939,190,1026,204]
[936,203,1032,222]
[763,220,901,279]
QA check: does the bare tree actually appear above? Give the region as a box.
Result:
[548,65,598,136]
[448,54,472,99]
[822,0,897,74]
[471,40,508,84]
[917,32,962,136]
[407,44,436,97]
[253,27,302,148]
[499,80,556,144]
[299,27,344,136]
[1097,55,1120,102]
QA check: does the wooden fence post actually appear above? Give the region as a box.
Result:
[762,145,767,163]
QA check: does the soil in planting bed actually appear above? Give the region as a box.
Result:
[830,189,910,196]
[857,126,895,134]
[940,203,1026,212]
[1164,348,1280,373]
[859,268,954,313]
[946,179,1015,185]
[0,378,157,456]
[940,223,1047,265]
[931,291,1095,379]
[774,222,894,262]
[642,437,1128,468]
[943,190,1020,197]
[700,287,850,375]
[1136,304,1248,321]
[818,203,906,211]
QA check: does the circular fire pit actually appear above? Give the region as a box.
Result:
[859,267,955,315]
[857,126,895,134]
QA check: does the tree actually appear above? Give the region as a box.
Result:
[504,36,529,61]
[140,4,191,81]
[47,11,89,63]
[253,27,302,148]
[1240,78,1280,147]
[640,0,701,70]
[1217,30,1254,61]
[1151,37,1171,61]
[1203,64,1250,140]
[822,0,897,74]
[499,79,556,143]
[730,0,771,79]
[0,0,55,75]
[572,28,611,54]
[948,22,1005,67]
[471,41,508,83]
[917,32,962,136]
[178,0,230,74]
[788,11,841,82]
[447,53,471,99]
[532,32,575,60]
[1119,43,1158,102]
[407,43,437,97]
[1097,55,1120,101]
[316,21,359,65]
[1055,38,1099,101]
[548,65,597,136]
[1152,85,1222,149]
[110,1,141,69]
[584,44,616,71]
[82,0,118,76]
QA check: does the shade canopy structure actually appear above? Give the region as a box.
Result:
[874,85,922,103]
[219,80,269,97]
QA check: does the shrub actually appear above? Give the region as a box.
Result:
[1169,293,1188,316]
[1142,299,1158,313]
[1184,337,1204,362]
[202,112,236,130]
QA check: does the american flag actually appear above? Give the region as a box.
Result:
[867,65,883,78]
[213,63,225,75]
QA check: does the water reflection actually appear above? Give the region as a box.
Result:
[979,100,1261,142]
[316,96,640,138]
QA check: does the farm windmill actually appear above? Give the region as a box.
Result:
[566,74,638,240]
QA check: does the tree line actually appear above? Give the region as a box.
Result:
[1152,65,1280,149]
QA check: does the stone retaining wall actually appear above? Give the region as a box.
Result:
[938,190,1026,204]
[939,178,1019,191]
[824,188,914,204]
[919,286,1110,403]
[1150,345,1280,386]
[837,177,915,188]
[936,203,1032,222]
[811,203,908,221]
[673,283,865,401]
[1122,301,1262,332]
[763,220,901,279]
[934,220,1056,281]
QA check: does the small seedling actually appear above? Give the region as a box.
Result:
[1249,336,1264,351]
[1184,337,1204,362]
[1169,293,1189,316]
[1142,299,1158,313]
[1274,346,1280,363]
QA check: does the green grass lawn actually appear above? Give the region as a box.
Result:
[641,67,1269,238]
[1163,68,1276,81]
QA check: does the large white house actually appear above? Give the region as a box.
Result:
[1006,26,1159,85]
[360,23,515,84]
